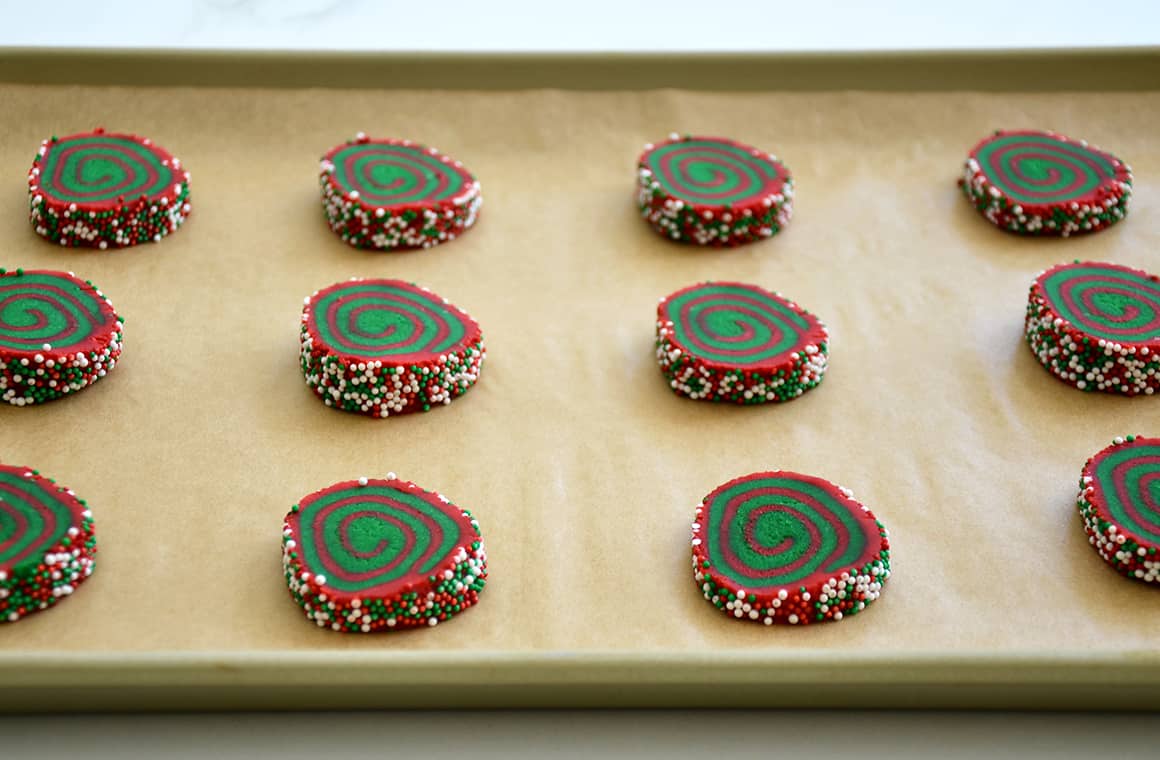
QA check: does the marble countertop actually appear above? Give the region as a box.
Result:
[2,0,1157,52]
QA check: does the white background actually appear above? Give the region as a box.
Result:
[1,0,1158,51]
[1,1,1159,756]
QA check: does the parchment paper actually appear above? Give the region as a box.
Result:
[1,85,1158,658]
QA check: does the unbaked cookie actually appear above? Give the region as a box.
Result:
[656,281,827,403]
[959,129,1131,236]
[692,471,890,625]
[637,134,793,246]
[281,476,487,632]
[1025,261,1160,395]
[299,278,485,417]
[28,128,191,248]
[320,135,482,250]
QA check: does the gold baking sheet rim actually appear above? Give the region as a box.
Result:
[0,47,1158,91]
[3,651,1160,711]
[0,63,1159,711]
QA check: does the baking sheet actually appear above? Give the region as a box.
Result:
[4,48,1160,91]
[1,83,1158,701]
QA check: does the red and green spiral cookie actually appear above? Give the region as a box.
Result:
[0,269,124,407]
[1025,261,1160,395]
[320,134,482,251]
[27,128,191,249]
[0,464,97,623]
[300,278,485,418]
[281,475,487,632]
[1077,436,1160,584]
[656,282,827,404]
[637,134,793,247]
[691,472,890,625]
[959,129,1131,236]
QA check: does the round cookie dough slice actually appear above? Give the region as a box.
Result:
[281,476,487,632]
[28,128,192,248]
[691,471,890,625]
[319,134,483,251]
[656,281,828,403]
[1024,261,1160,395]
[0,464,97,623]
[959,129,1131,236]
[0,269,124,406]
[299,278,485,417]
[636,134,793,247]
[1077,436,1160,584]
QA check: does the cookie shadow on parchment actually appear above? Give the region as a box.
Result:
[279,185,476,275]
[681,539,899,653]
[1000,328,1143,441]
[617,195,784,266]
[227,495,492,651]
[28,236,149,260]
[1061,494,1160,630]
[0,371,128,436]
[947,186,1123,275]
[309,222,463,272]
[0,573,97,642]
[615,332,833,443]
[282,371,490,437]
